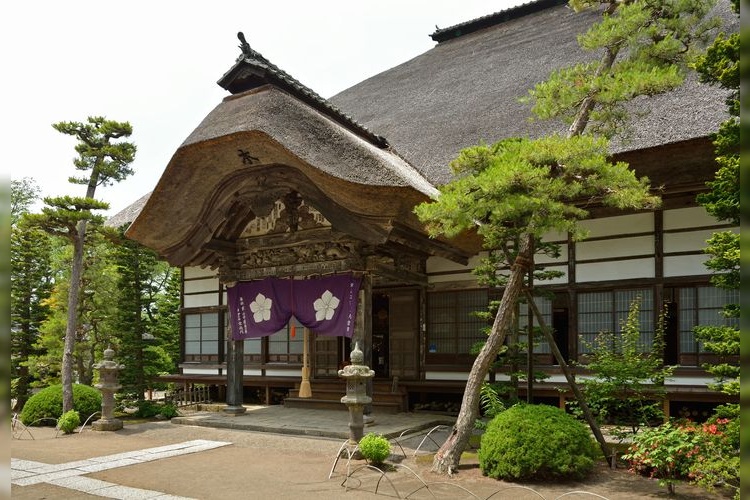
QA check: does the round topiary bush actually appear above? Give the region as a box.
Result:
[358,433,391,465]
[478,404,598,481]
[19,384,102,426]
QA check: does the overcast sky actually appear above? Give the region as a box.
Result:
[3,1,527,216]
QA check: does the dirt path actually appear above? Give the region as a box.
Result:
[11,421,726,499]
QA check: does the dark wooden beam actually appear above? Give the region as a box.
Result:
[368,260,428,286]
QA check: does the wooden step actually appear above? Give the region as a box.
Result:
[285,378,408,412]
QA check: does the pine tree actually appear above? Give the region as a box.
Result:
[27,117,135,412]
[416,0,718,474]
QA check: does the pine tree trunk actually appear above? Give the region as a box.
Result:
[62,227,85,413]
[431,234,533,474]
[62,173,99,413]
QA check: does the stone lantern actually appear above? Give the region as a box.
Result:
[92,347,124,431]
[338,342,374,444]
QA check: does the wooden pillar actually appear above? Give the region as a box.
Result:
[224,338,246,415]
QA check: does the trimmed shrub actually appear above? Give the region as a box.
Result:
[57,410,81,434]
[478,404,598,481]
[135,400,179,419]
[19,384,102,426]
[358,433,391,464]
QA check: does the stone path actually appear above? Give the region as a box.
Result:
[11,439,230,499]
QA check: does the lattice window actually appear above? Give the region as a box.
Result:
[678,286,738,354]
[426,289,489,357]
[184,312,220,358]
[577,289,653,354]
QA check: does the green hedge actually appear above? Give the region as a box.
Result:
[478,404,598,481]
[19,384,101,426]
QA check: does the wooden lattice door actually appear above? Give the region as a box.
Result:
[388,289,419,379]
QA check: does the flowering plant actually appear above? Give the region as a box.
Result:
[623,415,738,497]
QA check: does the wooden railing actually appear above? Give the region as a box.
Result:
[165,384,212,407]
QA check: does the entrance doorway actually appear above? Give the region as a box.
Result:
[371,289,420,379]
[552,307,569,364]
[372,293,389,377]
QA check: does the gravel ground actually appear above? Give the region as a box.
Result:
[10,420,726,499]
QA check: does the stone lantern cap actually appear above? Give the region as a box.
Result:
[94,347,124,371]
[338,342,374,379]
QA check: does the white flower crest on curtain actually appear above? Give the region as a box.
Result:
[250,293,272,323]
[313,290,340,321]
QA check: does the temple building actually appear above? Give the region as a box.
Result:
[112,0,739,416]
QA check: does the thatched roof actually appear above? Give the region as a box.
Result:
[124,85,468,267]
[120,0,736,266]
[329,0,737,186]
[105,191,151,229]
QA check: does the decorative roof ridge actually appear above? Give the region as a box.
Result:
[430,0,568,43]
[219,32,389,148]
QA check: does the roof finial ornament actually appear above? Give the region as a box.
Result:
[237,31,252,59]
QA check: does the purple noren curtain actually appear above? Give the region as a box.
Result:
[227,274,362,340]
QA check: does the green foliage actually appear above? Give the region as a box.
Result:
[528,0,719,138]
[35,116,136,414]
[478,404,598,481]
[358,433,391,464]
[28,235,120,388]
[575,299,674,435]
[415,135,659,248]
[11,217,54,410]
[692,1,740,404]
[111,224,181,395]
[57,410,80,434]
[133,400,179,419]
[624,416,739,498]
[478,383,507,422]
[25,196,109,241]
[11,177,40,226]
[52,116,137,187]
[19,384,101,426]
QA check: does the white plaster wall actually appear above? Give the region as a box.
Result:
[664,228,737,253]
[184,266,216,280]
[184,294,220,308]
[576,257,655,282]
[426,254,483,285]
[182,367,220,375]
[663,254,709,277]
[576,235,654,261]
[579,212,653,238]
[263,369,299,377]
[663,206,717,230]
[426,254,485,274]
[184,277,220,294]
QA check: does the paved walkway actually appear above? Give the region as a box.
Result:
[10,408,462,500]
[170,405,456,440]
[12,440,231,499]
